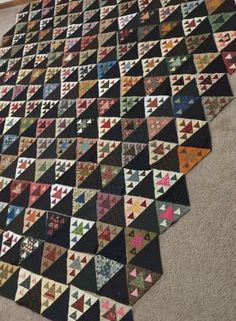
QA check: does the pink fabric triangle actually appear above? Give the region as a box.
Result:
[101,300,110,310]
[130,288,139,297]
[130,268,137,277]
[117,306,125,316]
[157,174,170,187]
[144,274,152,283]
[160,206,174,221]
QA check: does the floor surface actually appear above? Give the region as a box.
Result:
[0,5,235,321]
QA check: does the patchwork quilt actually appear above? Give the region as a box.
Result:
[0,0,235,320]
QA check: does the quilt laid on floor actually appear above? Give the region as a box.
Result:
[0,0,235,320]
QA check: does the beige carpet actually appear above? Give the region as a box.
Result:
[0,5,235,321]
